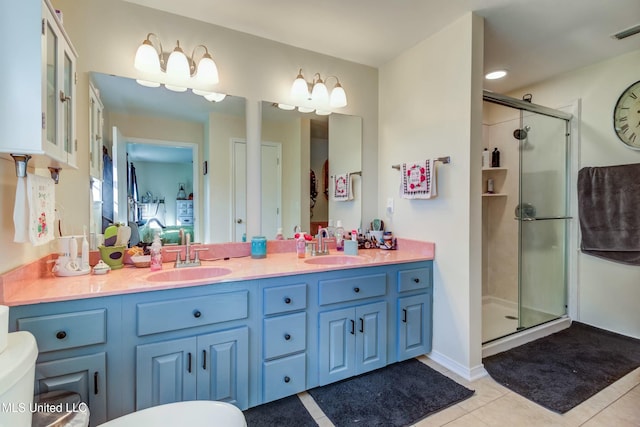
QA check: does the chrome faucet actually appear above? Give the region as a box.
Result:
[171,233,208,268]
[313,227,330,256]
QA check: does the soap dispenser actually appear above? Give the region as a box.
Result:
[150,232,163,271]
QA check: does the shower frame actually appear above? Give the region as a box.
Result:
[482,90,573,344]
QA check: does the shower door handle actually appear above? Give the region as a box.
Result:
[514,216,573,221]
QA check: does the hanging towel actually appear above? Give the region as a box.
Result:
[400,160,437,199]
[14,173,56,246]
[333,173,354,201]
[577,163,640,265]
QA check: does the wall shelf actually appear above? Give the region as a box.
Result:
[482,193,507,197]
[482,167,507,171]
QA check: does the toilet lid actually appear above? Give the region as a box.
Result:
[0,332,38,396]
[97,401,247,427]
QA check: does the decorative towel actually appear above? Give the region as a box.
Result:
[400,160,437,199]
[333,173,354,201]
[577,163,640,265]
[14,173,56,246]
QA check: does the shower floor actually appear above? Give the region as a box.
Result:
[482,297,560,343]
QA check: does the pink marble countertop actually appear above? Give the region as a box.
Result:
[0,238,434,306]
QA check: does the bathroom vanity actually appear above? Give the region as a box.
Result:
[3,244,433,425]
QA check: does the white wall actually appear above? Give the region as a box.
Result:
[379,14,485,378]
[509,51,640,339]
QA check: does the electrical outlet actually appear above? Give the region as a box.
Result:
[386,197,394,215]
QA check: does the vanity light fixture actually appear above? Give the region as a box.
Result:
[134,33,220,94]
[289,69,348,112]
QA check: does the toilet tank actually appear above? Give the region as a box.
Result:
[0,331,38,427]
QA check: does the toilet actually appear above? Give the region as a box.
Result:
[97,401,247,427]
[0,331,246,427]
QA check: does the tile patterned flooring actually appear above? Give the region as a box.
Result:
[296,355,640,427]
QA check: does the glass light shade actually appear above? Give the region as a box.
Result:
[297,106,315,113]
[136,79,160,88]
[192,88,209,96]
[134,40,161,73]
[195,54,219,85]
[166,45,191,82]
[277,103,295,111]
[204,92,226,102]
[311,81,329,106]
[485,70,507,80]
[329,83,347,108]
[164,84,187,92]
[291,74,310,102]
[315,109,331,116]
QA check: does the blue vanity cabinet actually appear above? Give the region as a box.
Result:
[260,280,309,403]
[121,282,258,415]
[317,273,388,386]
[397,266,433,360]
[135,327,249,410]
[9,297,121,426]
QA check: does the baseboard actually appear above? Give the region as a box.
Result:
[427,350,488,382]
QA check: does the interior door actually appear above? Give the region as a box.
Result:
[261,142,282,239]
[232,140,247,242]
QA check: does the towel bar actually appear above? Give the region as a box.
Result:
[391,157,450,170]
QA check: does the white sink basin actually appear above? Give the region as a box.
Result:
[146,266,232,282]
[304,255,367,265]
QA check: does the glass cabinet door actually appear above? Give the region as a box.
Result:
[62,49,75,165]
[44,18,59,153]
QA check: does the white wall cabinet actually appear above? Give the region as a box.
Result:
[0,1,77,169]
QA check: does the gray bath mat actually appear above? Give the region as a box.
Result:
[243,395,317,427]
[483,321,640,413]
[308,358,474,426]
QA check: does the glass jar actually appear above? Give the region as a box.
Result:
[251,236,267,259]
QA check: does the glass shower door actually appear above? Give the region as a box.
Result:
[517,111,570,330]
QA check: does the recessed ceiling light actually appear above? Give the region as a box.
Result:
[485,70,507,80]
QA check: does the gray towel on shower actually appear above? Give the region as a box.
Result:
[577,163,640,265]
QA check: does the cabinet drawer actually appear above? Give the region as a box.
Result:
[318,274,386,306]
[137,291,248,336]
[17,309,106,353]
[263,353,306,402]
[263,284,307,315]
[398,267,432,293]
[263,312,306,359]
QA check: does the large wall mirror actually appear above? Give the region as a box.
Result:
[89,72,246,244]
[261,101,362,239]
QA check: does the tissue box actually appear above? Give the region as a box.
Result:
[344,240,359,255]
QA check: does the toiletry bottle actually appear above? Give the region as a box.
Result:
[326,219,335,237]
[150,232,163,271]
[275,228,284,240]
[491,148,500,167]
[296,233,306,258]
[82,227,89,270]
[351,230,358,241]
[487,178,495,194]
[335,220,344,251]
[482,148,490,168]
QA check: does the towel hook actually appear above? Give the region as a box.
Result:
[48,167,61,184]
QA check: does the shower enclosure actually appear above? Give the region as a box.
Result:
[481,91,572,344]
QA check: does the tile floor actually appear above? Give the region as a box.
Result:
[296,355,640,427]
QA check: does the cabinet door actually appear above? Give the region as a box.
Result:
[397,294,432,360]
[355,301,387,374]
[60,42,76,167]
[42,7,62,160]
[318,307,355,385]
[197,327,249,409]
[35,352,107,426]
[89,83,103,179]
[136,337,197,410]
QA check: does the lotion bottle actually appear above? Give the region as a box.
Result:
[296,233,306,258]
[335,220,344,251]
[150,232,163,271]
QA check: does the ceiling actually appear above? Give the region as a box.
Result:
[124,0,640,94]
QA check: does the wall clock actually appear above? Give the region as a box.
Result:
[613,80,640,150]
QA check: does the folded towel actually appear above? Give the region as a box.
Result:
[13,173,56,246]
[400,160,437,199]
[333,173,354,201]
[578,163,640,265]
